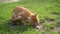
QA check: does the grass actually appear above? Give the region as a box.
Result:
[0,0,60,34]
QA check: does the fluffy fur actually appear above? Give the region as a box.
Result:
[12,6,40,28]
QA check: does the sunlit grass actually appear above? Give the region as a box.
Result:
[0,0,60,34]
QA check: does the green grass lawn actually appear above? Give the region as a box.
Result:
[0,0,60,34]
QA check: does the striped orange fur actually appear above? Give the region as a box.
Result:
[12,6,40,28]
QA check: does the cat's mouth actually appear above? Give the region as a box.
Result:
[35,24,44,30]
[36,26,41,29]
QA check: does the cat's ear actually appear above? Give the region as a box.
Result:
[34,13,38,17]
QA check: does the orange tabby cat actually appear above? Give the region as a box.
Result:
[12,6,40,29]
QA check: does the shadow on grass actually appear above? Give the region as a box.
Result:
[52,12,60,15]
[0,19,33,33]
